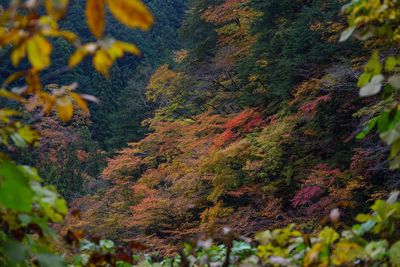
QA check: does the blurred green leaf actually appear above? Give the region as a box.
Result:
[0,161,33,212]
[389,241,400,266]
[3,239,28,266]
[319,227,339,245]
[37,254,66,267]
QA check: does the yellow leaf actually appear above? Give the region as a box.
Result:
[38,15,58,29]
[0,109,21,120]
[70,92,89,114]
[11,41,27,67]
[107,42,124,60]
[69,44,97,68]
[332,241,363,266]
[114,41,140,56]
[318,227,339,245]
[43,29,78,42]
[17,125,40,146]
[56,97,74,122]
[86,0,106,38]
[27,35,52,70]
[69,48,88,68]
[0,89,25,103]
[45,0,69,20]
[93,49,113,77]
[304,243,326,267]
[0,29,22,46]
[106,0,153,30]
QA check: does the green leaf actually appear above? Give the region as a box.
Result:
[359,221,376,234]
[380,128,400,146]
[100,239,115,250]
[356,117,378,140]
[37,254,66,267]
[371,200,395,220]
[355,214,371,222]
[18,214,32,225]
[19,165,42,182]
[391,139,400,157]
[390,155,400,169]
[116,261,134,267]
[54,198,68,215]
[80,240,98,251]
[364,241,388,260]
[318,227,339,245]
[385,57,398,71]
[365,51,382,75]
[0,161,33,212]
[377,112,390,133]
[3,240,28,266]
[388,75,400,88]
[389,241,400,266]
[357,72,373,87]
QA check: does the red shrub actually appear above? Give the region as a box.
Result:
[291,164,343,208]
[291,186,325,207]
[243,114,264,132]
[306,196,334,216]
[299,94,332,116]
[214,109,264,147]
[291,163,363,218]
[213,130,237,148]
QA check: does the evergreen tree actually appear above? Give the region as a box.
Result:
[179,0,218,63]
[106,65,153,149]
[239,0,359,99]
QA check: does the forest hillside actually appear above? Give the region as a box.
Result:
[2,0,400,266]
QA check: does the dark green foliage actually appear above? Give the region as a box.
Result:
[239,0,358,100]
[179,0,218,63]
[89,68,125,145]
[39,146,84,201]
[105,66,153,148]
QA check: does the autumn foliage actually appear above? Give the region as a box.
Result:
[51,0,400,261]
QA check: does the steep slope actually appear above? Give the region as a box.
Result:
[63,0,399,255]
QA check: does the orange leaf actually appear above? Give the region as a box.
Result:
[41,94,56,115]
[106,0,153,31]
[86,0,106,38]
